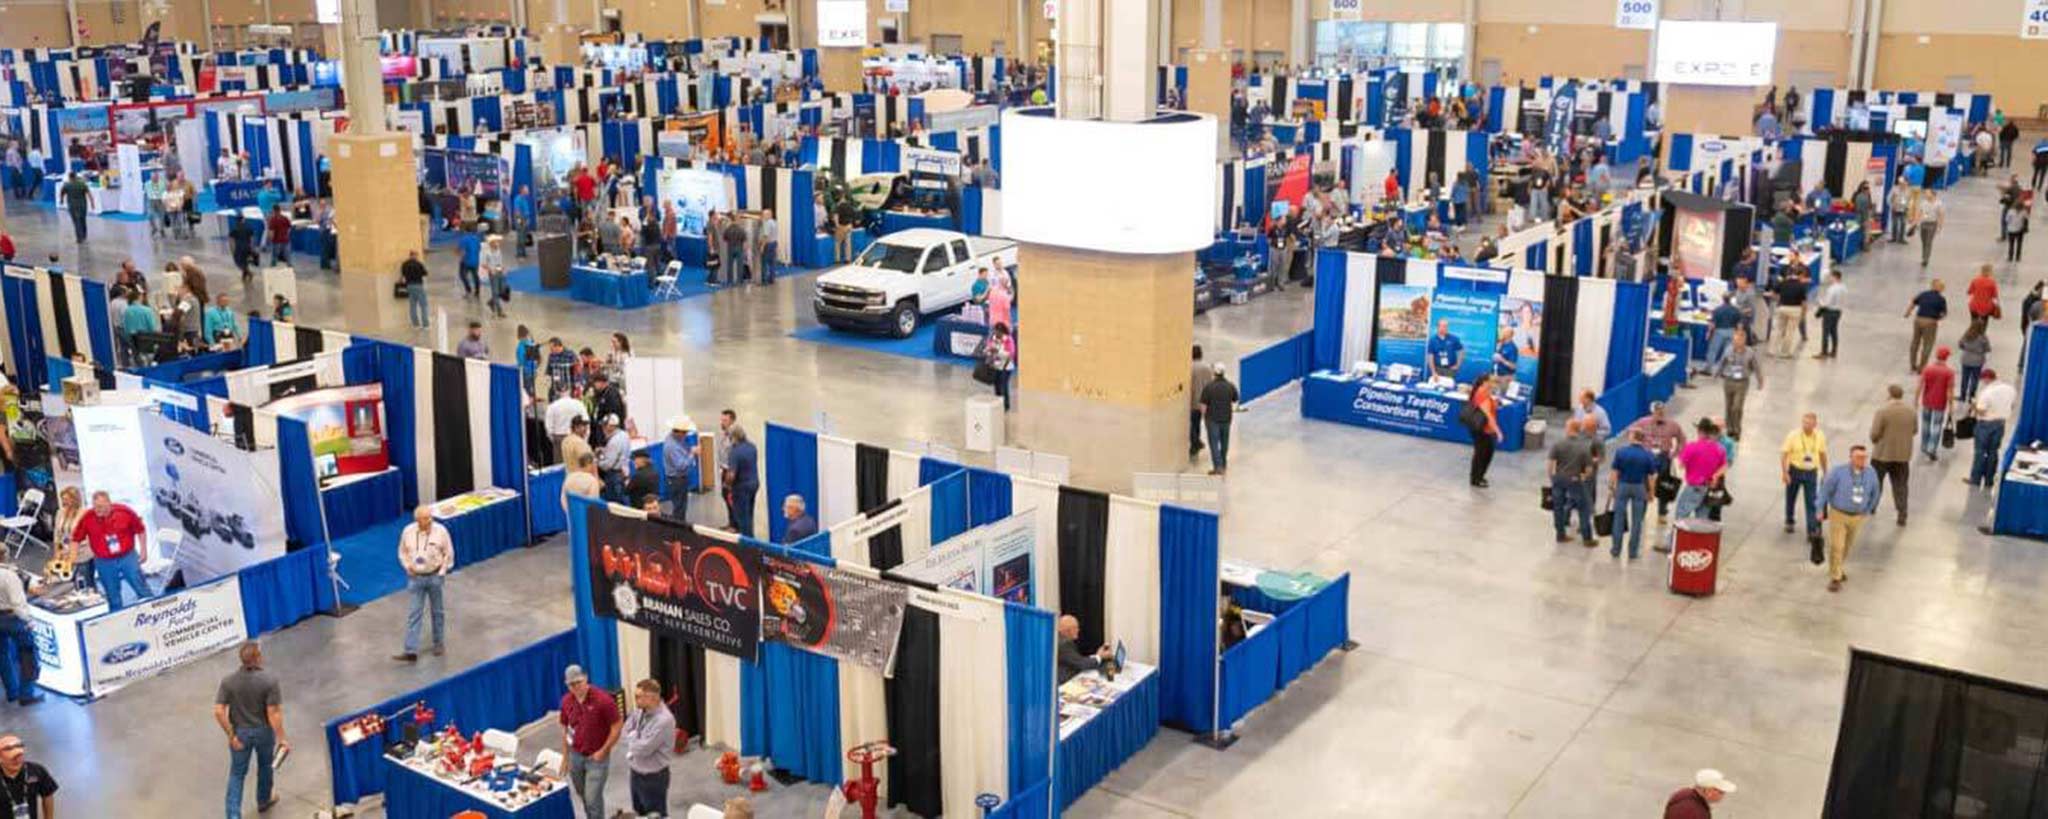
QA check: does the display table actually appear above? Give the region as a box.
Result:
[381,754,572,819]
[211,179,269,210]
[1994,450,2048,540]
[22,586,108,698]
[1644,352,1684,407]
[433,488,527,569]
[1216,568,1350,729]
[568,265,652,309]
[932,316,990,359]
[1054,662,1159,810]
[878,209,952,235]
[1300,371,1529,451]
[322,468,405,542]
[528,466,567,538]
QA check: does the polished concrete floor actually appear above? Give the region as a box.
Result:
[3,152,2046,817]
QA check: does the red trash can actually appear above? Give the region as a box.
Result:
[1667,518,1723,596]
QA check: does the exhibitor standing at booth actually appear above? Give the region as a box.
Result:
[392,506,452,662]
[71,491,150,610]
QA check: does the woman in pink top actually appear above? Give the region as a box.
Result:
[1673,417,1730,522]
[985,264,1015,329]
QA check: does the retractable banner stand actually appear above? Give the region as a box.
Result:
[80,575,246,696]
[141,411,289,583]
[584,505,765,661]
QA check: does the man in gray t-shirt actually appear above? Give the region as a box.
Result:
[1549,417,1599,545]
[215,642,287,819]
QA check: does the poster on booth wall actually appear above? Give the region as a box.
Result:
[1498,290,1544,389]
[1926,110,1963,168]
[81,575,247,696]
[585,505,764,661]
[1373,284,1433,372]
[445,150,509,196]
[72,402,159,555]
[760,556,906,674]
[660,167,734,237]
[903,146,963,180]
[897,510,1036,604]
[140,412,288,584]
[52,106,113,165]
[266,384,390,480]
[1427,275,1504,384]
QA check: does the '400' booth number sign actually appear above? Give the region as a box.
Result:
[1329,0,1362,21]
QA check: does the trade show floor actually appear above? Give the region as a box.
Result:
[11,142,2048,817]
[789,315,971,366]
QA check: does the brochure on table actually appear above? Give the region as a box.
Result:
[1058,662,1156,741]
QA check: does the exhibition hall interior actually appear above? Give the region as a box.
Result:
[1,0,2047,815]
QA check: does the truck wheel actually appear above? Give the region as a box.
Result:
[891,301,918,338]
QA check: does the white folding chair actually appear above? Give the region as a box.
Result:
[0,489,46,560]
[328,550,351,591]
[141,529,182,580]
[652,260,684,300]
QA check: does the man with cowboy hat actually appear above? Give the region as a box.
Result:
[661,416,698,521]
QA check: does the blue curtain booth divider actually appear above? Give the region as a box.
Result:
[237,542,339,637]
[1217,574,1351,728]
[321,468,404,542]
[275,416,329,547]
[925,468,969,544]
[737,536,844,784]
[322,629,578,805]
[381,757,574,819]
[1993,326,2048,538]
[765,422,820,544]
[528,466,567,538]
[1310,248,1349,372]
[1604,280,1652,392]
[1005,603,1056,809]
[966,467,1014,528]
[128,348,246,384]
[376,341,421,509]
[1238,330,1315,403]
[1158,505,1222,733]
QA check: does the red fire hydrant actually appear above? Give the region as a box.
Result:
[843,742,897,819]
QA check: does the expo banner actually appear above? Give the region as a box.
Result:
[141,411,289,583]
[82,576,247,696]
[899,510,1036,604]
[761,556,907,674]
[586,505,764,660]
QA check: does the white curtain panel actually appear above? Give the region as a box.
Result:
[1340,252,1378,371]
[30,272,59,367]
[464,358,494,489]
[886,449,922,502]
[1010,476,1061,614]
[1572,277,1618,398]
[616,621,651,691]
[275,322,298,363]
[251,408,280,449]
[898,485,934,567]
[827,511,867,566]
[1104,496,1163,666]
[832,563,889,796]
[697,523,745,749]
[819,435,859,527]
[314,350,346,387]
[412,347,439,504]
[60,274,89,365]
[935,590,1011,816]
[224,368,266,408]
[1404,257,1439,290]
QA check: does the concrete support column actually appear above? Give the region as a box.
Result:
[818,48,864,94]
[1462,0,1477,81]
[1290,0,1308,68]
[1156,0,1172,64]
[1861,0,1883,90]
[338,0,385,135]
[328,133,417,330]
[1101,0,1157,122]
[1847,0,1867,88]
[1201,0,1220,51]
[1186,50,1230,155]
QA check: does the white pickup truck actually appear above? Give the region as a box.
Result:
[813,228,1020,338]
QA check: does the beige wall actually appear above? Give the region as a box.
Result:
[0,0,73,48]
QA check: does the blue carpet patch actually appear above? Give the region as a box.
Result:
[789,317,969,366]
[331,517,412,607]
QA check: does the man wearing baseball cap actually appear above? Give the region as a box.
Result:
[1915,345,1956,462]
[1664,768,1736,817]
[559,664,620,819]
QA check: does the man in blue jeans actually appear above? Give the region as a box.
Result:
[1549,417,1598,546]
[0,564,45,704]
[1607,429,1657,559]
[1968,369,2017,487]
[1705,295,1742,374]
[662,417,698,520]
[391,505,451,662]
[1199,363,1239,476]
[400,251,430,329]
[457,224,484,298]
[215,641,288,819]
[70,491,151,610]
[560,664,621,819]
[1781,412,1828,538]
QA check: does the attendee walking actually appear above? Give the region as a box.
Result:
[1714,329,1764,439]
[482,234,508,318]
[1814,270,1846,359]
[1968,264,2002,324]
[1821,446,1884,591]
[60,173,92,243]
[400,251,430,329]
[1905,280,1948,373]
[986,323,1016,411]
[1781,412,1828,541]
[1771,270,1808,358]
[1917,188,1944,266]
[1608,429,1656,559]
[2008,204,2031,263]
[1967,369,2016,488]
[1190,346,1212,460]
[215,642,288,819]
[69,491,150,610]
[1705,295,1742,373]
[1868,384,1918,526]
[1916,348,1955,462]
[1199,363,1239,476]
[456,224,483,298]
[1887,179,1911,244]
[392,505,451,662]
[560,665,620,819]
[1958,322,1992,404]
[1548,418,1598,547]
[1467,374,1503,487]
[624,678,675,817]
[1627,402,1687,522]
[727,426,759,537]
[1665,769,1737,818]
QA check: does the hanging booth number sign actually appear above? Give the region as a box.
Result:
[1616,0,1658,29]
[2026,0,2048,38]
[1329,0,1362,21]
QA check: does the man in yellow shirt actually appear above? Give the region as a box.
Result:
[1781,412,1829,545]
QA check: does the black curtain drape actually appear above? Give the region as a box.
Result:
[45,272,77,360]
[230,403,256,451]
[649,631,707,740]
[864,499,905,572]
[1056,486,1110,653]
[885,604,942,819]
[855,444,904,569]
[1823,140,1850,198]
[294,326,325,359]
[430,353,475,499]
[1424,129,1447,185]
[1536,275,1578,410]
[1370,256,1407,357]
[1825,649,2048,818]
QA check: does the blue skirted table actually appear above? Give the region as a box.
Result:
[878,209,953,235]
[1054,664,1160,810]
[211,179,269,210]
[568,265,652,308]
[439,492,528,569]
[381,755,573,819]
[321,468,405,542]
[932,316,991,359]
[1300,371,1530,452]
[1994,475,2048,540]
[1644,354,1684,407]
[528,466,567,538]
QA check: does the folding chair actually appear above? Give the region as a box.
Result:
[652,260,684,300]
[0,489,45,560]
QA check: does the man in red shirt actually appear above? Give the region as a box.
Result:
[1664,768,1736,818]
[1383,169,1401,205]
[70,491,151,609]
[266,206,293,267]
[559,664,620,819]
[1917,347,1956,462]
[1967,263,2001,322]
[571,166,598,226]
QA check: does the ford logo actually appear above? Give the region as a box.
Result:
[164,437,186,455]
[101,640,150,665]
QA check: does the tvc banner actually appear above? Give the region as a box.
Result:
[586,505,764,661]
[82,576,247,696]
